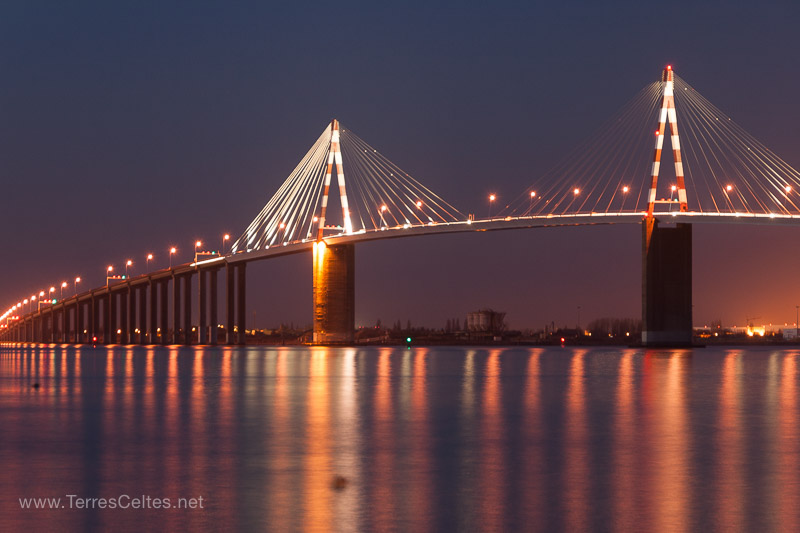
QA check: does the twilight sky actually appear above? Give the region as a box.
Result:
[2,1,800,330]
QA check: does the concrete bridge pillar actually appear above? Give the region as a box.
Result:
[642,218,693,346]
[198,269,208,344]
[172,275,181,344]
[312,242,355,345]
[182,275,192,345]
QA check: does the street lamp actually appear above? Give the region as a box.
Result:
[74,277,81,295]
[126,260,132,277]
[488,194,496,219]
[169,247,176,268]
[49,287,55,302]
[195,240,202,263]
[60,281,67,299]
[107,266,113,287]
[380,205,387,228]
[223,234,230,254]
[146,254,153,270]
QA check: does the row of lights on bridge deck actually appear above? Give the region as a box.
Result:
[303,202,429,235]
[509,182,792,213]
[2,275,83,323]
[4,234,234,322]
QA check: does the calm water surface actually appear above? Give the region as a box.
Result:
[1,345,799,532]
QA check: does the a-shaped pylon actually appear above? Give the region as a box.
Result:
[647,65,688,216]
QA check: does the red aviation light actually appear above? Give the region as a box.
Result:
[667,65,672,70]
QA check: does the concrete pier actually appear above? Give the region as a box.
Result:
[641,218,693,346]
[312,242,355,344]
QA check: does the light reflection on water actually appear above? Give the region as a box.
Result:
[1,345,799,532]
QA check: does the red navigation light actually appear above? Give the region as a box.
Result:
[655,130,660,135]
[667,65,672,70]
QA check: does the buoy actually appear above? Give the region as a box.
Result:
[332,475,347,490]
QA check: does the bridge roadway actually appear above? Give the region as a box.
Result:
[2,210,799,345]
[226,210,800,263]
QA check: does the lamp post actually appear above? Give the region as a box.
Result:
[194,241,202,263]
[126,260,132,278]
[488,194,496,219]
[380,205,387,228]
[60,282,67,299]
[49,287,55,303]
[223,234,230,254]
[74,277,81,295]
[107,266,113,287]
[146,254,153,271]
[169,247,176,268]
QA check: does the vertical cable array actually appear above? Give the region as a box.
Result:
[504,68,800,217]
[231,120,465,253]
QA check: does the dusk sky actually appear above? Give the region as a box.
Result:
[2,1,800,330]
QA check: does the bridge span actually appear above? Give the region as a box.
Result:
[4,65,800,346]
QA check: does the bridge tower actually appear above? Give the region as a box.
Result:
[313,119,356,344]
[642,66,692,347]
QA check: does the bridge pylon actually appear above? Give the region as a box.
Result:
[647,65,688,216]
[317,119,353,240]
[642,66,692,347]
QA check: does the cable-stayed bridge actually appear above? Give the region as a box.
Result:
[3,66,800,346]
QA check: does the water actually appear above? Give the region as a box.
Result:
[1,345,798,532]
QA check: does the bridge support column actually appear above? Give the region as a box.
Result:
[159,280,169,345]
[236,264,246,345]
[127,286,135,344]
[60,307,67,343]
[120,289,128,344]
[77,301,85,343]
[642,219,693,346]
[138,286,147,344]
[199,269,208,344]
[312,242,355,345]
[183,275,192,345]
[226,264,235,345]
[172,275,181,344]
[209,268,218,345]
[150,282,159,344]
[90,296,97,342]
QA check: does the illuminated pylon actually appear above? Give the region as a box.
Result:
[317,119,353,239]
[646,66,688,216]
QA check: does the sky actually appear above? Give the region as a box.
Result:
[2,1,800,330]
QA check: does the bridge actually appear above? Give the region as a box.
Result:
[3,66,800,346]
